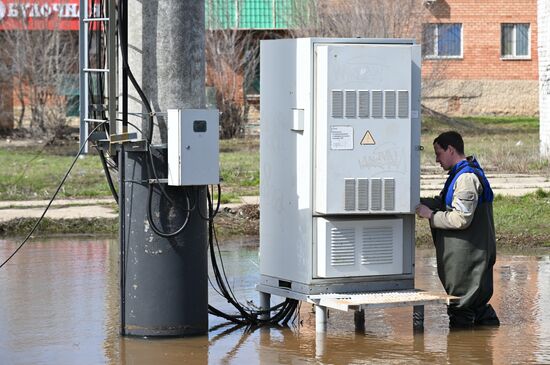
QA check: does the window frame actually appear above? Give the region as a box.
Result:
[422,23,463,60]
[500,23,531,60]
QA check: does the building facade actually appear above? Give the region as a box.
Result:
[421,0,539,116]
[539,0,550,156]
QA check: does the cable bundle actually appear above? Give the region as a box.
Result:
[204,187,299,327]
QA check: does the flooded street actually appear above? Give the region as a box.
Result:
[1,237,549,364]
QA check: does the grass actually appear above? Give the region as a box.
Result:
[1,114,550,244]
[0,147,112,201]
[0,137,260,203]
[416,189,550,248]
[1,115,548,202]
[219,137,259,202]
[421,115,549,174]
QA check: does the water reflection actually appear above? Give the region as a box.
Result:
[0,237,548,364]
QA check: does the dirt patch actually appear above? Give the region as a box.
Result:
[416,231,550,250]
[214,204,259,238]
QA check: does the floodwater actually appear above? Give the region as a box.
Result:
[0,237,549,365]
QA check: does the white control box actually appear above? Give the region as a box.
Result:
[167,109,219,186]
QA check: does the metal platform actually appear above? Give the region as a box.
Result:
[307,289,457,311]
[257,287,458,333]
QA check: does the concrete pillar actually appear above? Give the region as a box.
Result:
[122,0,208,337]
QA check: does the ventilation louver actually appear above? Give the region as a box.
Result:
[358,90,369,118]
[398,90,409,118]
[330,227,356,266]
[385,91,396,118]
[357,178,369,210]
[345,90,357,118]
[384,178,395,211]
[370,178,382,210]
[332,90,343,118]
[344,178,356,211]
[361,227,394,265]
[372,91,383,118]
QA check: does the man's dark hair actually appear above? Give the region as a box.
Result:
[433,131,464,155]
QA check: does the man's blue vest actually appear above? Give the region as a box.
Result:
[441,158,494,208]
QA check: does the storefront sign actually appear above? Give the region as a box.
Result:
[0,0,85,30]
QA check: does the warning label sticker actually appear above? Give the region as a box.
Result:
[330,126,353,150]
[361,130,376,145]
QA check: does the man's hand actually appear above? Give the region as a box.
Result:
[416,204,434,219]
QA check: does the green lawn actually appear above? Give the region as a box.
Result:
[421,115,549,174]
[1,116,549,244]
[0,115,549,202]
[0,148,111,201]
[416,189,550,248]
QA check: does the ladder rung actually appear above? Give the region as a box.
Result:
[83,17,109,22]
[84,118,109,123]
[83,68,110,73]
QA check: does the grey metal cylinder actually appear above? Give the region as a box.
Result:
[121,0,208,336]
[122,148,208,336]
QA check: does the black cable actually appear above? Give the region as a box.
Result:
[0,122,107,270]
[115,118,143,135]
[96,146,119,203]
[146,183,190,238]
[146,147,175,205]
[205,184,299,327]
[117,0,154,143]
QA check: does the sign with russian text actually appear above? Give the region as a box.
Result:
[0,0,82,31]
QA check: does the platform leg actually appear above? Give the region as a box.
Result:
[315,305,328,333]
[315,332,326,358]
[259,292,271,321]
[354,309,365,332]
[413,305,425,332]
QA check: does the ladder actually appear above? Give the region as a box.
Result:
[79,0,117,153]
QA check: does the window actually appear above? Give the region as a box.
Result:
[422,23,462,58]
[501,23,530,59]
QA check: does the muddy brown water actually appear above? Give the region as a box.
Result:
[0,237,549,365]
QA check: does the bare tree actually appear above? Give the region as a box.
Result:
[0,1,79,138]
[205,0,271,139]
[289,0,447,97]
[289,0,424,38]
[206,29,258,139]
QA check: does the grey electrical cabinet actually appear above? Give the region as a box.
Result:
[259,38,421,296]
[167,109,219,186]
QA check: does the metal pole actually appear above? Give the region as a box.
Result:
[78,0,89,153]
[122,0,207,337]
[315,305,328,333]
[354,309,365,332]
[108,0,117,134]
[413,305,425,332]
[259,292,271,320]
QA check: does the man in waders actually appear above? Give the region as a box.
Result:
[416,131,500,328]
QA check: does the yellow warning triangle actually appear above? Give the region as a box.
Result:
[361,130,376,145]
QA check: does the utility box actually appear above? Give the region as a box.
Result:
[259,38,421,296]
[167,109,219,186]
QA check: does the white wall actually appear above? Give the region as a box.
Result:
[539,0,550,158]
